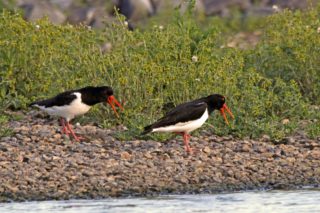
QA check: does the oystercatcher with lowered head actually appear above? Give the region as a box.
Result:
[142,94,234,153]
[30,86,123,141]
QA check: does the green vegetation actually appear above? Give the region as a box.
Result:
[247,8,320,105]
[0,114,12,137]
[0,6,319,140]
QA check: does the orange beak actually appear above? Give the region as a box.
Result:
[219,103,234,125]
[107,95,124,117]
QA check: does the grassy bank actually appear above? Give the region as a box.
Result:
[0,6,319,140]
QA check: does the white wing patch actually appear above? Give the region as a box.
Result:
[152,109,209,133]
[195,102,205,106]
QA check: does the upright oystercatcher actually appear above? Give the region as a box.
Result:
[30,86,123,141]
[142,94,234,153]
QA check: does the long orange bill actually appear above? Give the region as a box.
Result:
[107,95,124,117]
[219,103,235,125]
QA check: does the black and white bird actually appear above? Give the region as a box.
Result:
[142,94,234,153]
[30,86,123,141]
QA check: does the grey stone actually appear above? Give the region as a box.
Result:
[19,0,66,24]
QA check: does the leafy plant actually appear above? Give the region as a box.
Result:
[0,114,12,137]
[247,6,320,104]
[0,7,318,140]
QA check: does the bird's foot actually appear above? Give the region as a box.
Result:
[64,122,85,142]
[72,134,85,142]
[185,146,193,154]
[61,127,71,135]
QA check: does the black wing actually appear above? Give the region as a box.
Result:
[142,101,207,134]
[30,91,77,108]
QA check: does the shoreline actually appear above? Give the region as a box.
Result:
[0,112,319,202]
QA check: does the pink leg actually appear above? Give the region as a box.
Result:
[174,132,192,153]
[182,133,192,154]
[59,118,70,135]
[65,121,84,142]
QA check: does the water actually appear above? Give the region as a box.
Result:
[1,189,320,213]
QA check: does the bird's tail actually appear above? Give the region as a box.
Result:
[141,125,153,135]
[28,100,43,108]
[28,101,38,107]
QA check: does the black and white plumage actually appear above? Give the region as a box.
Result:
[30,86,123,141]
[142,94,234,153]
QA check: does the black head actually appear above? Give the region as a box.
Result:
[80,86,113,105]
[206,94,226,110]
[97,86,114,101]
[204,94,234,125]
[80,86,123,117]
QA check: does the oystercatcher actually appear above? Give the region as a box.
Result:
[30,86,123,141]
[142,94,234,153]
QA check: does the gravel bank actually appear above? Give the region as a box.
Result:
[0,112,319,202]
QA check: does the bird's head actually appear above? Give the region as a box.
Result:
[207,94,234,125]
[100,86,124,117]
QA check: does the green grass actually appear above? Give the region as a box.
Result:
[247,8,320,105]
[0,114,13,137]
[0,5,319,140]
[306,120,320,139]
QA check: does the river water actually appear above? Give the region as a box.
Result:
[1,189,320,213]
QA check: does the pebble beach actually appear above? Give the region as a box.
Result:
[0,111,319,202]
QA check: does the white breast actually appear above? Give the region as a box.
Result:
[152,109,209,133]
[36,92,91,121]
